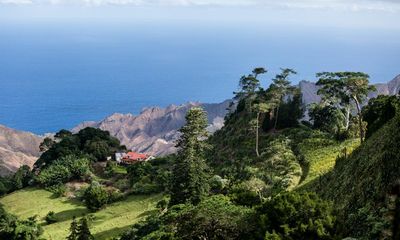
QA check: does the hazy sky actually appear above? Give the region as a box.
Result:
[0,0,399,31]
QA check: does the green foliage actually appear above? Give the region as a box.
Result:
[77,217,94,240]
[12,165,34,190]
[83,182,109,211]
[35,127,125,169]
[37,155,91,187]
[122,195,255,240]
[0,205,43,240]
[39,137,55,152]
[37,164,71,187]
[266,68,297,130]
[55,129,72,139]
[316,71,376,142]
[309,103,345,135]
[362,95,400,138]
[0,177,14,196]
[255,192,337,240]
[45,211,57,224]
[67,217,79,240]
[170,107,210,206]
[47,183,67,197]
[209,175,229,193]
[127,157,173,194]
[173,195,255,240]
[67,217,94,240]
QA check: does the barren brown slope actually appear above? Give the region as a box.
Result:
[0,125,43,176]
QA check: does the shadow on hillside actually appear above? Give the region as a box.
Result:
[93,226,131,240]
[298,159,310,185]
[53,208,88,222]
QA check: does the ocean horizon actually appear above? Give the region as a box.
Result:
[1,8,399,134]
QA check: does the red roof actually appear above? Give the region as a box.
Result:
[123,152,149,161]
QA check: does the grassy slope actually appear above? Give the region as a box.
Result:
[0,188,162,240]
[297,138,359,187]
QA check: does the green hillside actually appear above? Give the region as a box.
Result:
[296,136,359,187]
[308,115,400,239]
[0,188,162,240]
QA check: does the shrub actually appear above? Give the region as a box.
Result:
[255,192,337,240]
[36,155,91,187]
[47,184,67,197]
[114,179,130,191]
[209,175,229,193]
[45,211,57,224]
[83,182,109,211]
[37,164,71,187]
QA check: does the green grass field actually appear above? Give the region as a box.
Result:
[297,138,360,187]
[0,188,162,240]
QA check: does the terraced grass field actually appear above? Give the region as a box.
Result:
[0,188,162,240]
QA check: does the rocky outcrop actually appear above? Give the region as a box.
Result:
[0,125,43,176]
[72,100,231,156]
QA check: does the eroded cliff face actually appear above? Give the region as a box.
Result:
[72,100,231,156]
[0,125,43,176]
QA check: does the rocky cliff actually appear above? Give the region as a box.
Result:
[0,125,43,176]
[72,100,231,156]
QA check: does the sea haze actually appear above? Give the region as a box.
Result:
[0,6,399,134]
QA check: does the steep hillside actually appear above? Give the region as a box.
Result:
[0,125,43,176]
[73,100,230,156]
[309,114,400,239]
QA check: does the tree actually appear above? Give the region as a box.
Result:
[39,137,55,152]
[67,217,94,240]
[12,216,43,240]
[268,68,297,131]
[67,217,79,240]
[316,72,376,142]
[309,103,345,135]
[54,129,72,139]
[169,107,210,206]
[251,103,272,157]
[12,165,33,190]
[77,217,94,240]
[253,67,268,78]
[83,181,109,211]
[234,68,267,112]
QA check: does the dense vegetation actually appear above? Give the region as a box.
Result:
[1,68,399,240]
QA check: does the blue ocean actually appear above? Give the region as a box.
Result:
[1,20,399,134]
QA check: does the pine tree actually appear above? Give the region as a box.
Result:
[77,217,94,240]
[169,107,210,206]
[67,217,79,240]
[268,68,296,131]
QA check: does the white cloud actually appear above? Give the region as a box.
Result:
[1,0,399,12]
